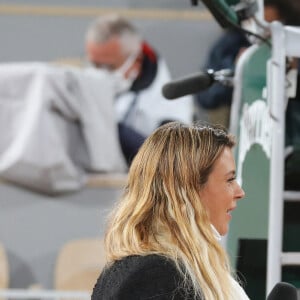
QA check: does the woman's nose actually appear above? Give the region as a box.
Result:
[235,183,245,200]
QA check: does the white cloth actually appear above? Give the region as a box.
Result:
[0,62,126,194]
[115,58,194,137]
[211,224,250,299]
[210,224,222,241]
[230,276,250,300]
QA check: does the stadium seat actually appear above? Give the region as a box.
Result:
[54,238,106,293]
[0,243,9,289]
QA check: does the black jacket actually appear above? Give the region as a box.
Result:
[92,254,200,300]
[195,29,250,109]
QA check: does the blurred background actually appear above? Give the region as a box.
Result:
[0,0,221,293]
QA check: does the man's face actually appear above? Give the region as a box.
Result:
[86,36,126,71]
[264,5,282,23]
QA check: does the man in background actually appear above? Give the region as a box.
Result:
[85,14,193,164]
[194,28,250,128]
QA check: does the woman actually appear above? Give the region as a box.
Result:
[92,121,249,300]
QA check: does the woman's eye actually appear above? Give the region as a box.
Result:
[227,177,236,183]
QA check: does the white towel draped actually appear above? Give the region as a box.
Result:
[0,62,126,194]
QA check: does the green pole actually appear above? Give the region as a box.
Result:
[201,0,239,27]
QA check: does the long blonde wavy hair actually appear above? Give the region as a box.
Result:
[104,121,239,300]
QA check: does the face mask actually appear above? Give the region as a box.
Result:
[110,52,140,94]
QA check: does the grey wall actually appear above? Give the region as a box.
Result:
[0,183,123,289]
[1,0,207,10]
[0,1,222,77]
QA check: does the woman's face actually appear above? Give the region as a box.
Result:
[199,147,245,236]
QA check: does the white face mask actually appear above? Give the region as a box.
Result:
[110,52,140,94]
